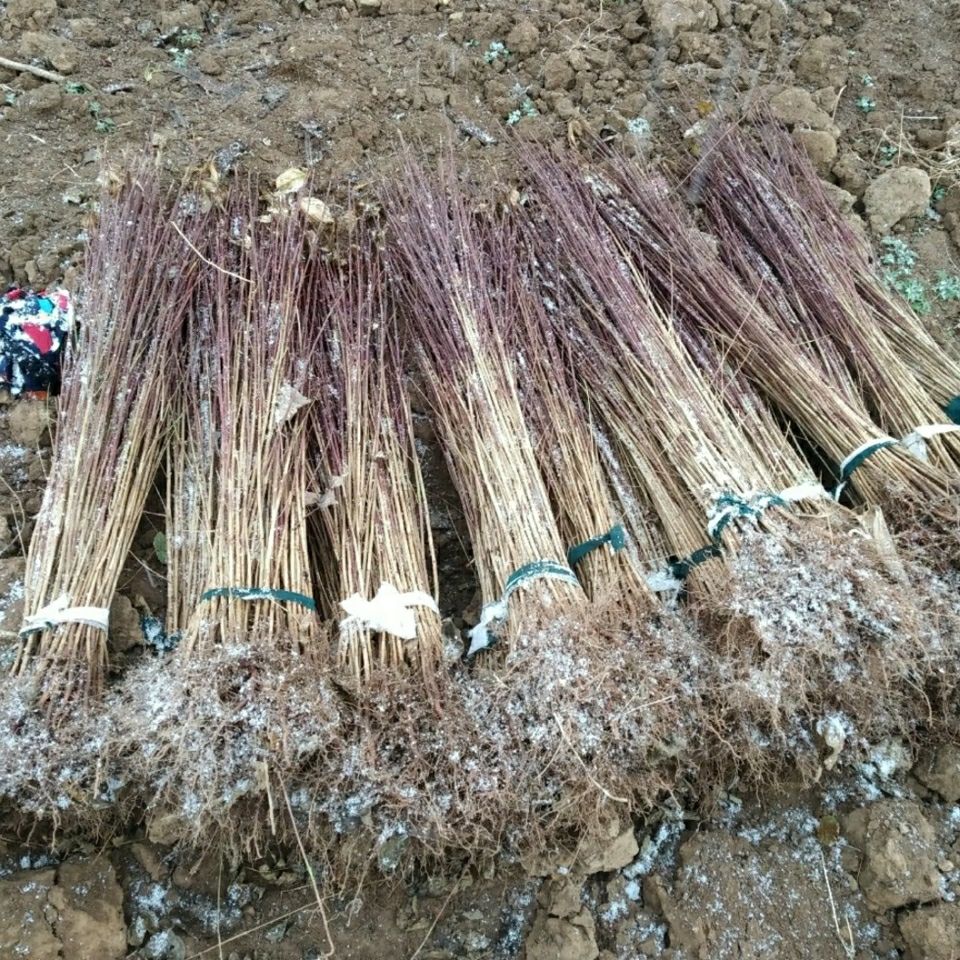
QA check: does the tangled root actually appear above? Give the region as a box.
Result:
[698,521,960,788]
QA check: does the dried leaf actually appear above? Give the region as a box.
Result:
[273,382,311,426]
[275,166,308,194]
[299,196,334,225]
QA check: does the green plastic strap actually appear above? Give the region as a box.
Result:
[709,492,787,541]
[503,560,579,594]
[467,559,580,656]
[945,396,960,425]
[839,438,898,482]
[668,543,722,581]
[200,587,317,611]
[567,524,627,567]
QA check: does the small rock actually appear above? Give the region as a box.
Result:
[833,150,869,196]
[820,181,856,215]
[108,594,142,653]
[863,167,932,234]
[0,516,17,559]
[835,3,863,29]
[538,877,584,919]
[793,129,837,173]
[195,51,223,76]
[914,745,960,802]
[159,3,205,34]
[580,824,639,874]
[642,0,718,40]
[130,844,171,883]
[507,18,540,56]
[381,0,433,13]
[525,908,599,960]
[47,858,126,960]
[20,83,64,113]
[146,810,191,847]
[769,86,834,131]
[6,0,58,29]
[6,399,51,447]
[0,556,26,632]
[19,32,79,74]
[843,800,941,911]
[900,903,960,960]
[794,36,848,88]
[357,0,382,14]
[0,868,60,957]
[543,53,575,91]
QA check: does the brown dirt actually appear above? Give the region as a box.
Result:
[2,0,960,957]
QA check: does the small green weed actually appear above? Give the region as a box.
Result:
[506,98,537,126]
[934,272,960,301]
[880,237,960,313]
[88,100,116,134]
[484,40,509,64]
[856,96,876,113]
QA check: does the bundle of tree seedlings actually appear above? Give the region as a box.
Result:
[580,146,958,562]
[13,173,199,714]
[387,162,586,659]
[511,241,663,611]
[381,161,700,855]
[700,123,960,475]
[304,234,442,685]
[113,182,344,857]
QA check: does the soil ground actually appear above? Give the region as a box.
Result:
[2,0,960,958]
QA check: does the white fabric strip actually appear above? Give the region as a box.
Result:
[20,593,110,635]
[339,582,439,641]
[900,422,960,462]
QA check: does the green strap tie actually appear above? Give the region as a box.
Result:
[668,543,722,581]
[945,396,960,425]
[200,587,317,611]
[468,559,580,656]
[838,438,898,483]
[708,492,788,541]
[567,524,627,567]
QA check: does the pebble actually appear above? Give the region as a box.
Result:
[863,166,932,234]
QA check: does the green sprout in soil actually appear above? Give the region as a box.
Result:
[881,236,930,313]
[880,237,918,271]
[3,91,16,106]
[167,27,202,68]
[88,100,116,134]
[856,96,876,113]
[861,74,875,87]
[932,185,948,204]
[64,82,88,95]
[879,237,960,313]
[507,98,538,126]
[879,144,898,165]
[627,116,651,139]
[934,272,960,301]
[484,40,509,64]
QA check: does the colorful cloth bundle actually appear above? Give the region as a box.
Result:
[0,285,73,396]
